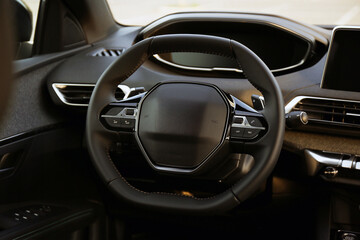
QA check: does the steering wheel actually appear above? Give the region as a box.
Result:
[86,34,284,213]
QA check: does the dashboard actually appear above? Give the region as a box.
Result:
[4,1,360,238]
[138,13,323,74]
[45,12,360,186]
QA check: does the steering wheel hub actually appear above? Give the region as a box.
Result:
[137,82,229,170]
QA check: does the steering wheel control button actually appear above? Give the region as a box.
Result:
[243,129,261,139]
[120,119,135,129]
[125,108,135,116]
[233,116,244,124]
[231,128,244,138]
[102,117,136,131]
[246,117,263,127]
[231,115,266,140]
[251,94,265,110]
[104,117,122,128]
[101,107,138,131]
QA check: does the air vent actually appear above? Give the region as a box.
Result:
[52,84,128,107]
[92,48,124,57]
[288,97,360,129]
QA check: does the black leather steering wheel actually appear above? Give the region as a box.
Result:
[86,34,284,214]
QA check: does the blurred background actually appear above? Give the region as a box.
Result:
[23,0,360,33]
[106,0,360,25]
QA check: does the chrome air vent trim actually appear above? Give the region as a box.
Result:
[52,83,131,107]
[285,96,360,129]
[285,96,360,114]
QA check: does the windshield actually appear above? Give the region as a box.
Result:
[107,0,360,26]
[21,0,40,42]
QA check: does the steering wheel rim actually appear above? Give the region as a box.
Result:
[86,34,284,214]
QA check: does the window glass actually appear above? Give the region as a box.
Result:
[21,0,40,42]
[107,0,360,26]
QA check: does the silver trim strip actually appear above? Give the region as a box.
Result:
[52,83,132,107]
[154,54,305,74]
[284,95,360,114]
[305,149,360,173]
[320,26,360,89]
[231,116,265,130]
[304,150,341,167]
[346,113,360,117]
[101,107,138,119]
[258,96,265,109]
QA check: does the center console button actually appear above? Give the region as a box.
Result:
[341,159,353,169]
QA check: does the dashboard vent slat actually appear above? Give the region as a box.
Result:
[93,48,124,57]
[292,98,360,128]
[52,84,126,106]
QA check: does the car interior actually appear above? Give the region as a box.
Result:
[1,0,360,239]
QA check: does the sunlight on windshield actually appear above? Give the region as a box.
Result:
[22,0,40,42]
[107,0,360,26]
